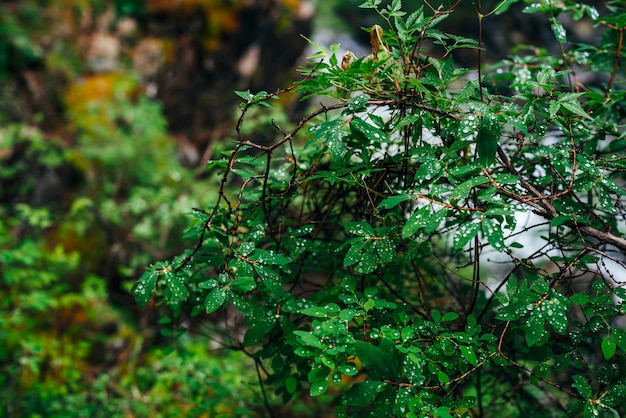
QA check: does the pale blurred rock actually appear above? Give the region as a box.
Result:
[86,33,120,72]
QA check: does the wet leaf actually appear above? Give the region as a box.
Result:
[551,20,567,43]
[294,330,325,349]
[424,208,448,234]
[338,364,358,376]
[453,219,481,250]
[229,277,256,293]
[344,93,370,114]
[343,239,369,267]
[341,380,384,406]
[402,206,431,238]
[457,113,480,139]
[524,307,546,347]
[602,336,617,360]
[243,317,275,346]
[248,248,291,266]
[482,217,505,252]
[355,340,398,379]
[377,193,410,209]
[255,265,284,296]
[476,113,500,167]
[613,328,626,352]
[134,270,157,307]
[204,287,227,314]
[345,221,375,237]
[376,237,396,263]
[572,375,592,398]
[351,116,388,143]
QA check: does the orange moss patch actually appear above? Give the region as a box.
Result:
[65,73,133,109]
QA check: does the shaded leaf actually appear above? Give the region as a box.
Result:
[572,375,592,398]
[476,113,500,167]
[602,336,617,360]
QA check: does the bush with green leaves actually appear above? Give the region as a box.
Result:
[137,0,626,416]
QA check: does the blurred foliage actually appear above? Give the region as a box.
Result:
[0,0,319,416]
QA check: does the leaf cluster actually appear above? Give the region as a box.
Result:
[137,0,626,416]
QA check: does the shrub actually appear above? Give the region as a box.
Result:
[137,1,626,416]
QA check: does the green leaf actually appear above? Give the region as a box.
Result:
[524,307,546,347]
[341,381,384,406]
[134,270,158,307]
[572,375,592,398]
[204,287,227,314]
[357,245,378,274]
[310,378,329,396]
[308,120,346,160]
[602,336,617,360]
[551,20,567,42]
[354,340,399,379]
[459,345,478,367]
[457,114,480,139]
[344,93,370,114]
[482,217,505,252]
[294,330,325,349]
[432,309,442,323]
[415,157,443,182]
[442,312,459,322]
[450,175,489,200]
[557,92,593,120]
[255,265,284,296]
[301,306,329,318]
[613,328,626,352]
[476,113,500,167]
[493,0,521,15]
[229,277,256,293]
[402,205,431,238]
[248,249,291,266]
[350,116,388,143]
[571,293,589,305]
[441,56,455,84]
[437,370,450,384]
[285,376,298,394]
[243,317,275,346]
[345,221,375,236]
[343,239,369,267]
[452,219,481,250]
[338,364,359,376]
[163,271,188,305]
[376,237,396,263]
[424,208,448,234]
[377,193,410,209]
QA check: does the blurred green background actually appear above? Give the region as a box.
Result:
[0,1,328,416]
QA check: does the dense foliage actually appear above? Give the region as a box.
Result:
[1,1,311,416]
[138,0,626,416]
